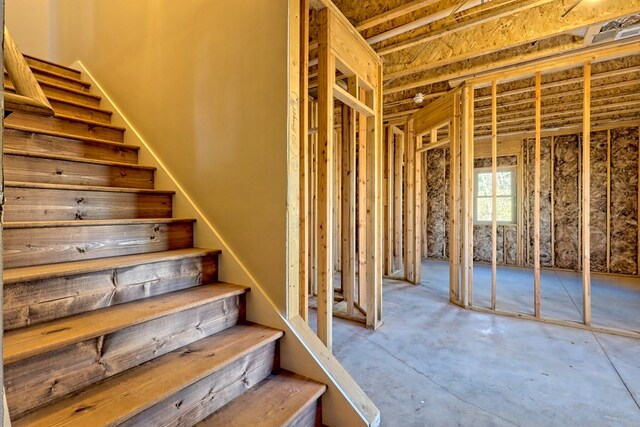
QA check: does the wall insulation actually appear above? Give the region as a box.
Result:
[422,125,640,277]
[425,148,449,259]
[590,130,608,273]
[610,127,639,275]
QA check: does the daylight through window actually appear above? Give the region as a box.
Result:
[474,167,517,225]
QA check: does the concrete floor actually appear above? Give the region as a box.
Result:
[422,259,640,332]
[310,264,640,426]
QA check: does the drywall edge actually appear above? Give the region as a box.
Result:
[71,61,380,427]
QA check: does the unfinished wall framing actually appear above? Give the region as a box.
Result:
[438,45,640,338]
[303,1,384,351]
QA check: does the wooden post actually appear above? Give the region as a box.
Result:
[422,151,429,257]
[341,78,357,317]
[534,71,541,318]
[550,136,555,268]
[287,0,301,320]
[299,0,310,321]
[607,129,611,273]
[582,61,592,326]
[358,87,368,309]
[310,101,318,298]
[414,134,423,285]
[467,87,475,305]
[491,80,498,310]
[385,126,394,275]
[460,86,472,307]
[450,92,461,303]
[334,131,341,276]
[317,8,334,350]
[394,132,404,272]
[405,119,416,283]
[366,68,383,329]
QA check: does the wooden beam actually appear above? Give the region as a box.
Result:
[416,138,452,153]
[366,0,482,46]
[491,80,497,310]
[341,79,357,317]
[299,0,310,321]
[317,8,334,350]
[534,71,542,318]
[582,61,592,326]
[377,0,555,56]
[356,0,442,31]
[474,107,640,136]
[463,38,640,87]
[384,39,584,95]
[383,0,640,80]
[333,84,375,117]
[474,97,640,127]
[474,64,640,104]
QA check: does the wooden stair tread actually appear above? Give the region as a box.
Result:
[29,65,91,88]
[51,113,125,131]
[4,282,248,364]
[4,247,220,284]
[23,54,81,77]
[12,323,283,427]
[5,180,174,194]
[4,148,155,170]
[4,124,140,150]
[198,370,326,427]
[5,80,101,101]
[47,95,113,115]
[6,66,91,89]
[4,217,195,229]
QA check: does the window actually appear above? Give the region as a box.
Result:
[474,166,517,225]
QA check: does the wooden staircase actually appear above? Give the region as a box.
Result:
[3,55,326,426]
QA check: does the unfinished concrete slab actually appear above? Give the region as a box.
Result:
[313,276,640,426]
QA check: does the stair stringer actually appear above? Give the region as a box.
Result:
[70,60,380,427]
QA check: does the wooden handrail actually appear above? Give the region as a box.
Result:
[4,25,54,116]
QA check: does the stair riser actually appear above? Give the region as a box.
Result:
[4,128,139,164]
[5,294,245,418]
[6,71,89,92]
[6,112,124,142]
[33,70,89,91]
[5,82,100,107]
[121,344,276,426]
[4,187,172,222]
[5,254,218,330]
[4,154,154,189]
[25,56,82,80]
[4,221,194,268]
[49,99,112,124]
[5,74,87,95]
[290,401,322,427]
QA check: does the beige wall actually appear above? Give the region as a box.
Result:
[6,0,51,58]
[47,0,290,311]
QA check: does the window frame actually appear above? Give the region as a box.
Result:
[473,165,518,226]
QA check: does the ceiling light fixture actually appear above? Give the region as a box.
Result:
[414,93,425,104]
